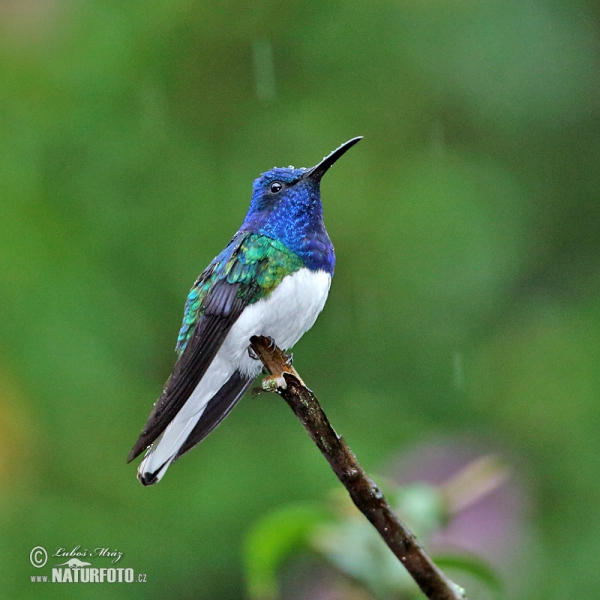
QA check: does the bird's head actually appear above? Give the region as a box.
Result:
[242,137,362,231]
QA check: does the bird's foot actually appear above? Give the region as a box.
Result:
[248,336,277,360]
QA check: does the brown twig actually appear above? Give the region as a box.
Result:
[249,335,466,600]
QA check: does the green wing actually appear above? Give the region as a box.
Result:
[176,232,304,354]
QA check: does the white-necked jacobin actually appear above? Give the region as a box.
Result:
[128,137,362,485]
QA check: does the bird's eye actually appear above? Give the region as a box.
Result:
[270,181,283,194]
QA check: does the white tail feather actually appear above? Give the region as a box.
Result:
[137,411,204,483]
[137,354,234,484]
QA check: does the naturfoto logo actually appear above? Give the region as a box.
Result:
[29,546,147,584]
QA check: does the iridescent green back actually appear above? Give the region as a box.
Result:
[176,233,304,354]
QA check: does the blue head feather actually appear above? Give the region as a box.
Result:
[238,139,362,275]
[239,166,335,274]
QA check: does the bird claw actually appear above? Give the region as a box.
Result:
[248,337,277,360]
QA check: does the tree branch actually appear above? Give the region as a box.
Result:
[249,335,466,600]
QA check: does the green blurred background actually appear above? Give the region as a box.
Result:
[2,0,600,598]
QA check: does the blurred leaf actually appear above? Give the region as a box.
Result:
[393,483,445,538]
[314,514,415,599]
[245,503,332,600]
[434,554,503,598]
[312,483,445,599]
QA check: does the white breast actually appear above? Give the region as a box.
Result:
[222,267,332,376]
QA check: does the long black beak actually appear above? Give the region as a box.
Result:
[305,136,362,182]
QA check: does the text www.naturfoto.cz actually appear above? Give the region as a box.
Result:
[31,568,145,583]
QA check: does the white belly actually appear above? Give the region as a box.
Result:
[223,267,332,376]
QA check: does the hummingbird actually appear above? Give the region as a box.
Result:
[127,137,362,485]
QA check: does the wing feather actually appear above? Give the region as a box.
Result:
[175,371,253,459]
[127,231,304,464]
[127,287,245,462]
